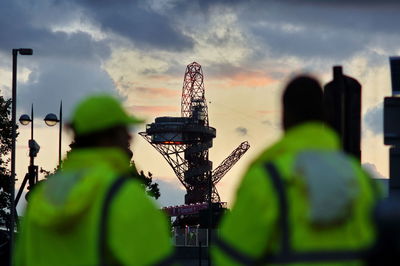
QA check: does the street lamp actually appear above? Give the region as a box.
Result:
[44,101,62,166]
[10,48,33,256]
[19,105,34,140]
[19,114,31,125]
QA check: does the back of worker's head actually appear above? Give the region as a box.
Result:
[282,75,323,131]
[69,94,143,154]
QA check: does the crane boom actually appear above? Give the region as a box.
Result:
[212,141,250,184]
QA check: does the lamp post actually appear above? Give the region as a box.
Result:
[10,48,33,254]
[44,101,62,166]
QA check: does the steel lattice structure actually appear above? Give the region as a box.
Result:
[140,62,250,204]
[181,62,209,126]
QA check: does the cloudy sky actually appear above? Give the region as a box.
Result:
[1,0,398,210]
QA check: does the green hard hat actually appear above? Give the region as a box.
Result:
[71,94,144,136]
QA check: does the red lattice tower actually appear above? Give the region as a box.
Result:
[140,62,250,205]
[181,62,209,126]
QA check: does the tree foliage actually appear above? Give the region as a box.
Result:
[128,160,161,199]
[133,168,161,200]
[0,94,17,228]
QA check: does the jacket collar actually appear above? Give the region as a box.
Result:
[62,147,132,174]
[258,122,340,161]
[282,122,340,152]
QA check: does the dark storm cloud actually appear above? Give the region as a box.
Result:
[3,0,400,118]
[0,1,116,121]
[63,0,194,51]
[249,3,400,35]
[0,1,110,62]
[364,103,383,136]
[17,60,116,121]
[0,0,193,63]
[172,0,400,63]
[251,24,367,60]
[0,0,196,126]
[244,4,400,62]
[170,0,246,13]
[176,0,400,9]
[281,0,399,5]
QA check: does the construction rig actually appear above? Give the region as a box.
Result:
[140,62,250,226]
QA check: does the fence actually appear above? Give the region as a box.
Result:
[173,227,213,247]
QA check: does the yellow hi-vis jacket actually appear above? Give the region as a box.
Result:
[15,147,174,266]
[212,122,379,266]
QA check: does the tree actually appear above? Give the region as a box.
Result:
[135,169,161,200]
[129,161,161,200]
[0,94,17,229]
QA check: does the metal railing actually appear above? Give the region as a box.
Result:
[172,227,211,247]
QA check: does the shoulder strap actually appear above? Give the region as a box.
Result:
[264,162,290,255]
[213,163,290,266]
[260,162,369,264]
[99,176,129,266]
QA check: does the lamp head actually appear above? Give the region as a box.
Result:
[19,114,32,125]
[18,48,33,55]
[44,113,59,126]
